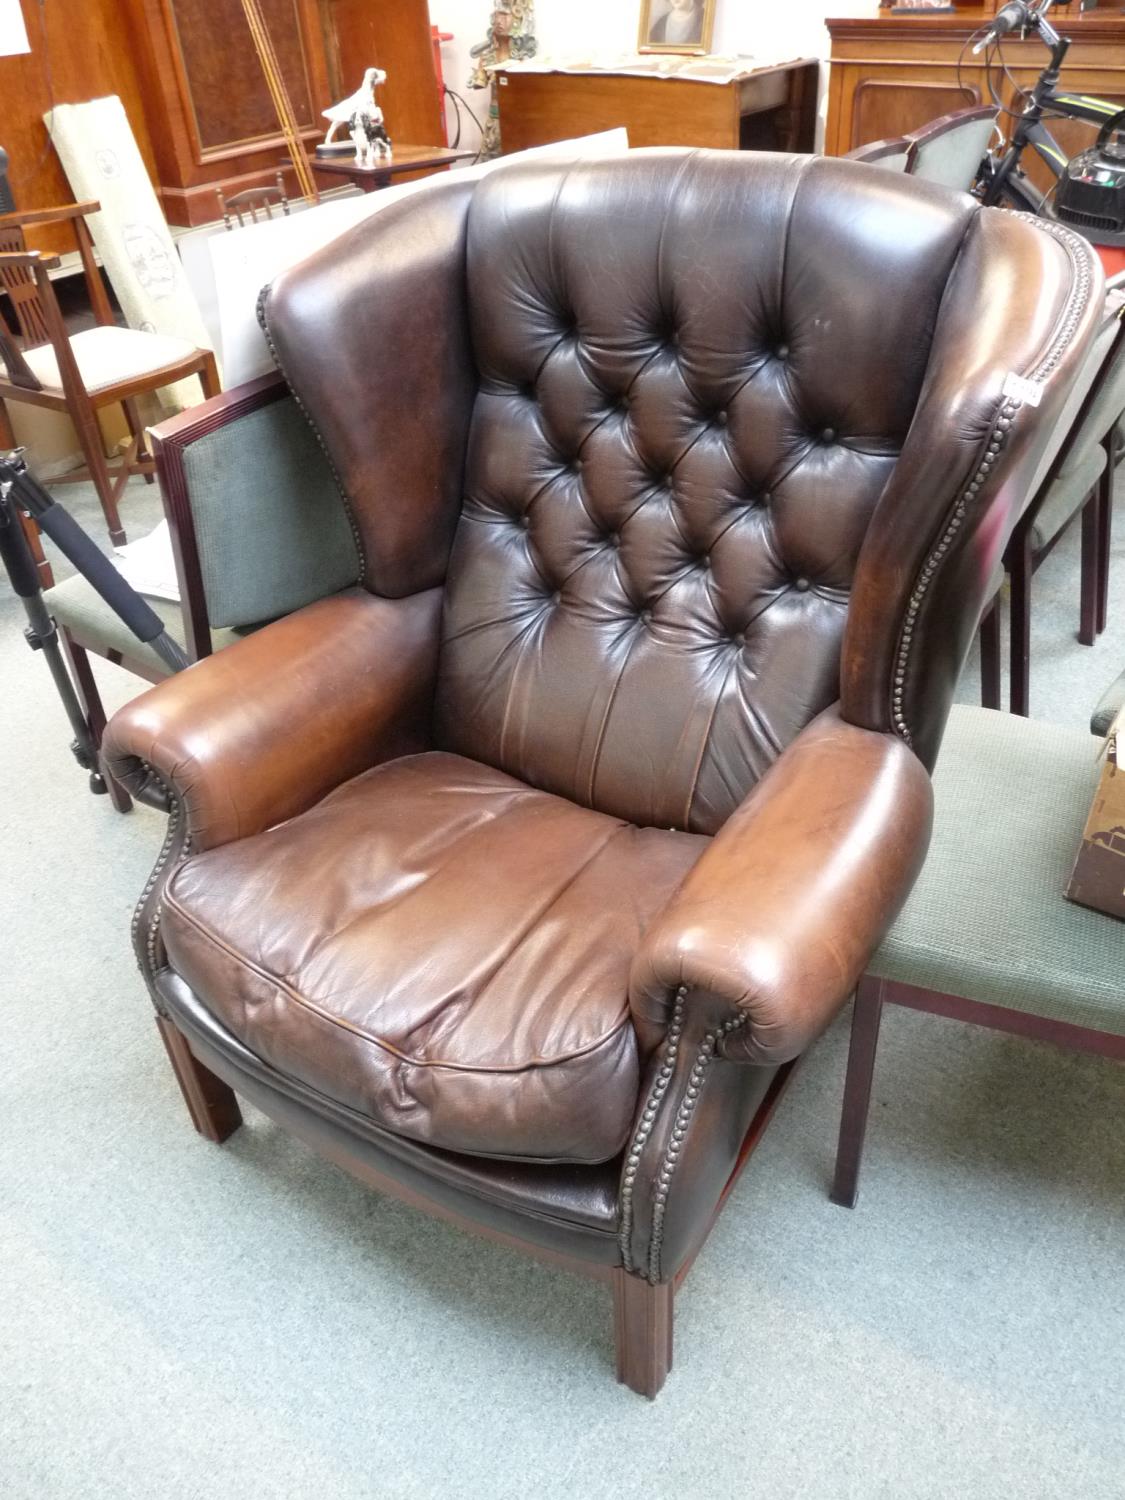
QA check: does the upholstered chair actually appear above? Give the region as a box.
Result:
[104,151,1100,1397]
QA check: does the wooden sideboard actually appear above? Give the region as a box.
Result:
[826,8,1125,180]
[495,62,820,155]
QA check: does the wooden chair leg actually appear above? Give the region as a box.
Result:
[1008,533,1032,717]
[978,599,1002,711]
[60,632,132,813]
[1079,491,1100,647]
[72,394,126,545]
[198,351,221,401]
[122,398,155,484]
[0,395,15,450]
[831,976,885,1210]
[18,506,54,588]
[613,1270,673,1399]
[1097,452,1113,637]
[155,1016,243,1143]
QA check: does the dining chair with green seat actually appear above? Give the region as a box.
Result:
[1006,295,1125,714]
[30,371,360,810]
[831,687,1124,1210]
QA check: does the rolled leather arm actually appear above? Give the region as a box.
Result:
[103,588,441,852]
[630,708,933,1065]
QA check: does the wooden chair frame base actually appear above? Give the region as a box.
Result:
[832,974,1125,1209]
[155,1011,795,1398]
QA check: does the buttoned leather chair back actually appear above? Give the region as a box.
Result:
[265,150,1097,796]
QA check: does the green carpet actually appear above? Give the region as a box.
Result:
[1,479,1123,1499]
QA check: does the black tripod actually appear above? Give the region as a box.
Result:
[0,449,188,797]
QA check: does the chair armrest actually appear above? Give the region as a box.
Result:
[103,587,440,852]
[0,250,61,270]
[630,708,933,1066]
[0,201,100,232]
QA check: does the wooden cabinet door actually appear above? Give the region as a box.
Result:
[850,76,981,148]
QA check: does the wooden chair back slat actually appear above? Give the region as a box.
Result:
[0,226,52,346]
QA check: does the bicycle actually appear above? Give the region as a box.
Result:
[969,0,1125,225]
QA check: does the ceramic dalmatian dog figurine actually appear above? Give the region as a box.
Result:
[349,106,393,168]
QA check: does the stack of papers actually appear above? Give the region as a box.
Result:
[491,54,798,85]
[112,518,180,602]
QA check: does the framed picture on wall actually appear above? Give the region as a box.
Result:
[637,0,716,55]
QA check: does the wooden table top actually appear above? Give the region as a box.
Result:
[309,144,477,182]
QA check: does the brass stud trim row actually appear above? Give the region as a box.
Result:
[130,773,191,1016]
[618,988,687,1273]
[890,399,1016,746]
[646,1013,747,1285]
[891,212,1095,746]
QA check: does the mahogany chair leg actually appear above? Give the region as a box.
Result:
[1008,532,1032,717]
[1079,492,1100,647]
[122,398,155,484]
[0,395,15,449]
[978,600,1002,710]
[198,351,222,401]
[155,1016,243,1143]
[613,1270,673,1399]
[831,976,885,1210]
[72,394,126,545]
[1096,450,1113,636]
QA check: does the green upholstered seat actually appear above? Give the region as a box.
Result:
[43,573,254,677]
[869,705,1123,1035]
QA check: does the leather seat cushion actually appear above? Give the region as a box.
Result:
[161,752,705,1164]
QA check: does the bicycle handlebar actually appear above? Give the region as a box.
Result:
[972,1,1055,56]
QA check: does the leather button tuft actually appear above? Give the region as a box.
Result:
[519,515,531,529]
[794,577,810,592]
[608,531,621,546]
[821,427,836,443]
[715,410,729,427]
[640,609,653,625]
[761,491,772,505]
[776,344,790,360]
[552,590,562,604]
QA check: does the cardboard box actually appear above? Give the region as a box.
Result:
[1067,706,1125,921]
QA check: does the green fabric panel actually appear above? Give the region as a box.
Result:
[870,705,1124,1033]
[45,574,250,676]
[1074,341,1125,456]
[909,118,997,193]
[180,396,360,630]
[1030,443,1105,552]
[1091,670,1125,738]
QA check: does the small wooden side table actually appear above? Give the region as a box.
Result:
[306,144,476,193]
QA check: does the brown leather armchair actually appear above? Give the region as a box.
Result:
[104,151,1100,1396]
